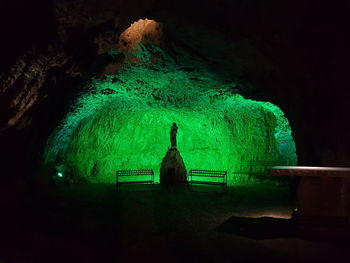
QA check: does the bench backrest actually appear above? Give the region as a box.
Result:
[116,169,154,177]
[116,169,154,183]
[238,161,284,172]
[189,169,227,178]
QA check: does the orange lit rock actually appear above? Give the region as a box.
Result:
[117,19,163,52]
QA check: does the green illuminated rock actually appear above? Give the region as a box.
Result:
[43,42,297,185]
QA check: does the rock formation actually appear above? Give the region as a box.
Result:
[160,122,187,186]
[1,0,350,185]
[160,147,187,187]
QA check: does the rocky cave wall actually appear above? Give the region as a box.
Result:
[41,40,297,183]
[1,0,349,183]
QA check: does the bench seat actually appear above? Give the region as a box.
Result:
[117,180,154,184]
[116,169,154,190]
[232,161,288,183]
[188,169,227,191]
[190,180,226,186]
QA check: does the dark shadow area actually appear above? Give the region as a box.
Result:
[190,184,227,194]
[216,215,350,245]
[216,216,294,240]
[0,184,125,263]
[1,183,349,263]
[116,183,156,192]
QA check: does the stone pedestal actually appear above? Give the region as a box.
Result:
[160,147,187,186]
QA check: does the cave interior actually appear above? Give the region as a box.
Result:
[1,0,350,262]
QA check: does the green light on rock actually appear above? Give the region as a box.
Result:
[43,40,297,185]
[57,172,63,177]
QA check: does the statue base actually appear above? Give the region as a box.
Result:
[160,147,187,187]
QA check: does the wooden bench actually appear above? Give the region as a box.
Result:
[233,161,285,183]
[188,169,227,191]
[116,169,154,190]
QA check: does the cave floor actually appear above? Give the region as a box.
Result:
[2,183,350,263]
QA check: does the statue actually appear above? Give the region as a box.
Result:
[160,122,187,186]
[170,122,178,148]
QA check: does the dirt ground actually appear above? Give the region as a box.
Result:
[1,183,350,263]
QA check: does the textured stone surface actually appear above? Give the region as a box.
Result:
[117,19,163,52]
[0,47,68,129]
[160,148,187,186]
[1,0,349,182]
